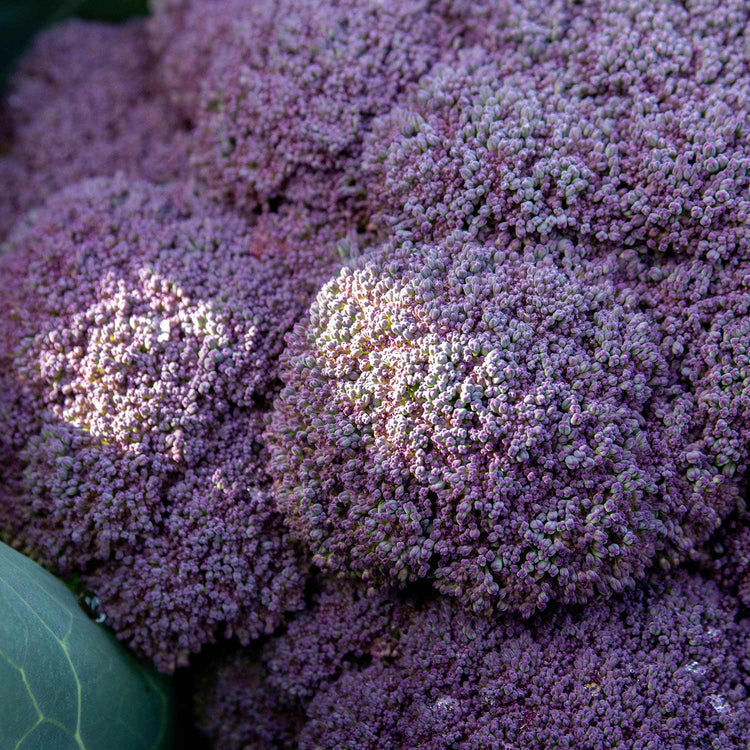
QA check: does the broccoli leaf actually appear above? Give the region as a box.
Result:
[0,542,173,750]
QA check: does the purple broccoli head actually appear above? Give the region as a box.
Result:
[0,175,340,668]
[0,18,187,238]
[268,232,741,615]
[1,0,748,714]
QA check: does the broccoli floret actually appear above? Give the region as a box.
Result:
[0,175,341,669]
[300,571,750,749]
[150,0,473,215]
[267,232,744,614]
[0,19,186,238]
[194,571,750,749]
[363,0,750,263]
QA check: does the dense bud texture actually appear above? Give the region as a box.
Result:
[156,0,468,213]
[719,521,750,607]
[262,580,404,702]
[82,412,308,672]
[0,19,186,238]
[623,253,750,500]
[268,235,740,614]
[363,0,750,262]
[194,572,750,749]
[147,0,277,117]
[299,572,750,749]
[0,176,322,669]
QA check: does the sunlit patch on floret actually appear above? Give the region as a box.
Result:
[0,175,322,669]
[268,233,740,614]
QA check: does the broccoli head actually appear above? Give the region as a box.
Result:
[0,175,336,669]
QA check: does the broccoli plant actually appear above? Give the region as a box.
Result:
[1,0,749,747]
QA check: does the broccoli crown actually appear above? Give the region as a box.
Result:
[154,0,468,213]
[0,19,186,239]
[268,232,741,614]
[0,0,748,721]
[193,571,750,749]
[363,0,750,262]
[0,175,335,669]
[298,571,750,749]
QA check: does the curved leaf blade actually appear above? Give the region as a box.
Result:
[0,542,173,750]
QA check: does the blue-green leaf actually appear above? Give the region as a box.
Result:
[0,542,173,750]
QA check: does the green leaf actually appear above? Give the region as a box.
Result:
[0,542,173,750]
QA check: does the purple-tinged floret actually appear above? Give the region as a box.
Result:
[0,19,187,239]
[192,571,750,749]
[363,0,750,261]
[2,177,277,566]
[82,412,307,672]
[298,572,750,749]
[0,176,334,669]
[193,578,403,749]
[173,0,467,214]
[626,254,750,491]
[267,233,739,614]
